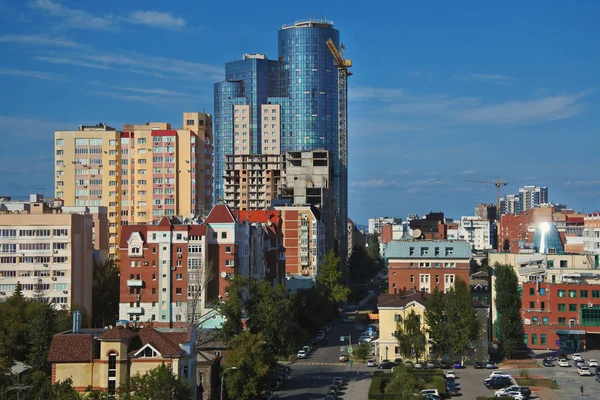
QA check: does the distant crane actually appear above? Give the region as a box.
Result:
[465,177,508,216]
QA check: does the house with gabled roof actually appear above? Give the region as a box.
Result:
[48,325,197,397]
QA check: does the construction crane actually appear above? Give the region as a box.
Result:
[326,38,352,270]
[465,177,508,217]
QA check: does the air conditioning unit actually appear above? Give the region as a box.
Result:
[63,290,68,294]
[177,254,182,258]
[171,267,176,271]
[144,262,148,266]
[52,277,57,281]
[43,263,49,267]
[53,250,58,254]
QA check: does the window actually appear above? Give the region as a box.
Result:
[529,288,534,295]
[435,275,439,284]
[529,301,535,309]
[531,334,537,345]
[523,334,528,345]
[221,232,227,239]
[107,352,117,394]
[225,246,232,253]
[540,288,546,295]
[420,274,429,283]
[558,304,566,311]
[542,317,548,325]
[593,290,600,298]
[142,347,157,357]
[569,304,577,312]
[547,260,554,268]
[176,288,182,295]
[532,316,538,324]
[558,317,566,325]
[560,260,568,268]
[580,290,588,298]
[558,289,566,298]
[569,290,577,298]
[410,275,414,283]
[541,334,546,345]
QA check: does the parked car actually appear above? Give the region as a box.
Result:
[326,389,337,398]
[303,345,312,353]
[495,391,525,400]
[474,361,485,369]
[316,332,325,341]
[426,361,437,369]
[297,350,306,359]
[558,359,570,367]
[324,396,335,400]
[328,385,339,394]
[588,359,599,367]
[489,371,511,379]
[486,362,496,369]
[333,377,344,387]
[495,386,531,398]
[446,386,460,396]
[394,358,402,363]
[404,360,414,368]
[339,354,349,362]
[367,359,376,367]
[484,376,512,389]
[414,362,424,369]
[543,358,554,367]
[420,389,440,397]
[439,361,451,369]
[445,371,456,379]
[453,361,463,369]
[578,366,593,376]
[572,353,583,361]
[378,361,397,370]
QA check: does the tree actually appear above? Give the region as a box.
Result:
[245,280,298,357]
[502,238,511,252]
[494,263,524,359]
[424,288,449,359]
[354,343,372,362]
[92,260,120,328]
[223,332,275,400]
[292,287,333,337]
[317,250,350,304]
[395,310,427,362]
[187,260,215,326]
[0,282,28,363]
[384,365,423,398]
[126,363,191,400]
[216,275,246,341]
[366,233,382,266]
[445,278,479,362]
[346,246,371,303]
[51,378,81,400]
[26,301,56,372]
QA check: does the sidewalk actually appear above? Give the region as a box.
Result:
[343,372,371,400]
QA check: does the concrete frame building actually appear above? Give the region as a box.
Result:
[368,217,402,235]
[519,185,549,212]
[583,212,600,254]
[457,216,495,251]
[0,194,96,317]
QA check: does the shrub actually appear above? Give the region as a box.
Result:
[519,368,530,379]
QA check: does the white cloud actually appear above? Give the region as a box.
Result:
[462,170,477,175]
[408,178,448,185]
[30,0,186,31]
[454,73,514,85]
[564,180,600,187]
[0,34,82,48]
[127,11,186,29]
[0,68,60,80]
[111,86,200,98]
[457,92,589,123]
[349,87,404,102]
[351,179,397,188]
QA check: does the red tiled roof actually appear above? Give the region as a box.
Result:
[377,292,432,309]
[99,326,138,340]
[235,210,281,225]
[135,327,185,356]
[189,224,207,236]
[47,334,93,363]
[119,226,147,248]
[205,204,236,224]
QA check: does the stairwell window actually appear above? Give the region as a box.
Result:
[107,352,117,394]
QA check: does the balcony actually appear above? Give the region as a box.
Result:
[127,306,143,315]
[126,279,143,287]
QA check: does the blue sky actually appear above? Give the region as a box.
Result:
[0,0,598,224]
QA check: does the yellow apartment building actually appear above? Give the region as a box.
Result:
[376,292,431,362]
[55,114,213,260]
[0,195,97,317]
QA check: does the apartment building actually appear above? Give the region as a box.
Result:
[276,205,324,278]
[584,212,600,254]
[490,252,600,351]
[385,240,472,295]
[0,195,95,316]
[55,113,213,260]
[347,218,366,259]
[368,217,402,235]
[183,112,213,214]
[457,216,495,251]
[118,204,251,327]
[223,153,284,210]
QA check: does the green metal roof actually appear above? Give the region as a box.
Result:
[384,240,472,259]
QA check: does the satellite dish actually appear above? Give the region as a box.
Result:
[221,271,227,278]
[413,229,422,239]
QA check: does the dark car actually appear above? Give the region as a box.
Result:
[484,377,512,389]
[474,362,485,369]
[543,358,554,367]
[439,361,452,369]
[446,385,461,396]
[516,387,532,398]
[378,361,397,370]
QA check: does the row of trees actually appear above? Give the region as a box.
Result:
[347,233,385,302]
[420,279,480,362]
[218,250,349,400]
[494,263,525,359]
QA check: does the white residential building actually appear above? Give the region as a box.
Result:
[457,216,494,251]
[368,217,401,235]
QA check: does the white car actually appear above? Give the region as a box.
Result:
[494,385,523,396]
[588,359,598,367]
[316,333,325,340]
[420,389,440,396]
[489,371,511,378]
[297,350,306,359]
[367,359,376,367]
[445,371,456,379]
[572,353,583,361]
[495,391,523,399]
[558,359,570,367]
[578,366,593,376]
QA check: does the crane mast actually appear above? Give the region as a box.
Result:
[465,177,508,218]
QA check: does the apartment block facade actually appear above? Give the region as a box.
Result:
[0,195,95,316]
[584,212,600,254]
[118,204,263,328]
[457,216,495,251]
[385,241,472,295]
[55,113,213,260]
[490,252,600,351]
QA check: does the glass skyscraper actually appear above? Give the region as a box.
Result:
[214,19,347,258]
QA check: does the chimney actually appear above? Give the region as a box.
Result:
[72,310,82,334]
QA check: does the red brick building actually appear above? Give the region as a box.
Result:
[385,240,473,295]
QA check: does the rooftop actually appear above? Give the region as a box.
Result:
[384,240,472,259]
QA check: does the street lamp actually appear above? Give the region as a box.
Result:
[220,366,237,400]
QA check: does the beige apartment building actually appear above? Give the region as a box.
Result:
[0,195,95,317]
[55,113,213,260]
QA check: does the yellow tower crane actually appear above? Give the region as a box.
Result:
[465,177,508,217]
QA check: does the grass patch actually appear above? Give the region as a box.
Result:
[515,377,560,389]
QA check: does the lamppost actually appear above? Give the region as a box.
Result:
[220,366,237,400]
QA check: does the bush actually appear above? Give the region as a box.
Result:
[519,368,530,379]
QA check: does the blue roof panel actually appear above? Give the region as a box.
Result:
[384,240,472,259]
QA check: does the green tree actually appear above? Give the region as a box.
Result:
[317,250,350,304]
[126,363,191,400]
[424,288,449,359]
[245,280,298,357]
[354,343,372,362]
[51,378,81,400]
[26,301,56,372]
[446,278,479,362]
[0,283,28,363]
[224,332,275,400]
[92,260,120,328]
[346,246,371,302]
[395,310,427,362]
[384,365,423,398]
[216,275,247,341]
[366,233,382,266]
[292,287,333,337]
[494,263,524,359]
